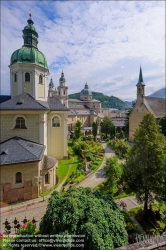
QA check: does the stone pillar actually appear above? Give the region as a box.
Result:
[10,69,13,97]
[63,114,68,158]
[32,71,37,99]
[47,116,51,156]
[17,70,22,95]
[38,113,47,154]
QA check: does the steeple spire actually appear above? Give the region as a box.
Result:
[139,66,143,82]
[136,66,145,86]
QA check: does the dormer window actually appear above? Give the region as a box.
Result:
[39,75,43,84]
[14,73,17,82]
[25,72,30,82]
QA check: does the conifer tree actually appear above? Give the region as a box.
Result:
[124,113,166,211]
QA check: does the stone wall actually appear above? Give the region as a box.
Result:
[129,102,150,141]
[0,113,39,143]
[115,233,166,250]
[0,162,39,203]
[48,112,67,159]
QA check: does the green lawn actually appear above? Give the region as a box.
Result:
[114,190,135,199]
[57,157,74,184]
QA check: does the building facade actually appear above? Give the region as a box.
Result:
[129,67,166,141]
[0,15,68,203]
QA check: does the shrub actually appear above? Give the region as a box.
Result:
[85,152,93,161]
[72,144,82,155]
[79,141,88,149]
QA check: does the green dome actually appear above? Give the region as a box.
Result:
[10,46,48,69]
[24,24,36,32]
[80,83,92,95]
[49,78,54,87]
[59,71,66,82]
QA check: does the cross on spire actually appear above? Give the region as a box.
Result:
[29,9,32,18]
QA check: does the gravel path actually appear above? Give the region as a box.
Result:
[76,141,115,188]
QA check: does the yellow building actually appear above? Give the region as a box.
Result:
[67,83,103,134]
[0,15,68,203]
[129,67,166,141]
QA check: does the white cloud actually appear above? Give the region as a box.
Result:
[1,1,165,101]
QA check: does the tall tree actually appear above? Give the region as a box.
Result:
[92,121,98,141]
[159,116,166,136]
[124,113,166,211]
[100,117,115,137]
[74,120,82,140]
[104,156,123,193]
[40,188,128,250]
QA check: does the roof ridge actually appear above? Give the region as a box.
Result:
[14,138,39,159]
[36,99,49,109]
[143,98,155,117]
[25,93,48,109]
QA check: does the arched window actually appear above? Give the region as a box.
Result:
[45,174,49,184]
[14,73,17,82]
[15,117,27,129]
[27,37,32,45]
[16,172,22,183]
[25,72,30,82]
[52,116,60,127]
[39,75,43,84]
[64,91,65,95]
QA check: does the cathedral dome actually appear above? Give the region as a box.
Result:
[10,46,48,69]
[10,15,48,69]
[80,83,92,95]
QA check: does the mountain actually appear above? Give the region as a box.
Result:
[149,88,166,99]
[68,92,129,110]
[124,101,133,108]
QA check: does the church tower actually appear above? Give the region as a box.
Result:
[57,71,68,107]
[48,78,57,97]
[9,13,49,101]
[136,66,145,103]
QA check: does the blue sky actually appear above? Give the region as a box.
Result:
[1,1,165,101]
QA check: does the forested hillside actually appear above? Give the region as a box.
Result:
[69,92,129,110]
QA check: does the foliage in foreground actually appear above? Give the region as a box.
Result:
[104,156,124,194]
[124,113,166,211]
[40,188,128,250]
[159,116,166,136]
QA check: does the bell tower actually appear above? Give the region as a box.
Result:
[136,66,145,103]
[57,71,68,107]
[9,14,49,101]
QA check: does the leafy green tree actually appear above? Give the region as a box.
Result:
[113,139,129,159]
[92,121,98,141]
[74,120,82,140]
[40,188,128,250]
[100,117,115,137]
[159,116,166,136]
[124,113,166,211]
[104,156,123,193]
